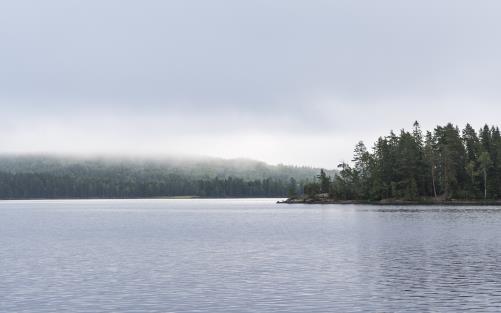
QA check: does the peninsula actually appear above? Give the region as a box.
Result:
[282,122,501,205]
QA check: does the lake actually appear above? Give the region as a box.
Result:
[2,199,501,312]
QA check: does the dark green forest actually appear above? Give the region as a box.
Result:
[0,156,325,199]
[306,122,501,201]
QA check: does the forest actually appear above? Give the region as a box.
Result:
[305,122,501,201]
[0,156,324,199]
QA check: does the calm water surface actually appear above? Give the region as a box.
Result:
[2,199,501,312]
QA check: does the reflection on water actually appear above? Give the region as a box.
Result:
[2,199,501,312]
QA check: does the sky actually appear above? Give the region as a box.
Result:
[1,0,501,168]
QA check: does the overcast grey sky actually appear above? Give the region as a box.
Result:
[1,0,501,168]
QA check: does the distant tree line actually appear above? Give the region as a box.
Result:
[306,122,501,201]
[0,156,315,199]
[0,173,307,199]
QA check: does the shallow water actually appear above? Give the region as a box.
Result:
[2,199,501,312]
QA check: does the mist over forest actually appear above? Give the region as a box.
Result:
[0,155,333,199]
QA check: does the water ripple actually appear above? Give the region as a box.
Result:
[1,199,501,312]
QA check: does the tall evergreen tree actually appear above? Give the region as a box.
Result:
[317,169,331,194]
[424,131,438,198]
[462,123,481,197]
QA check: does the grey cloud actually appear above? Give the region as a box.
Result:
[1,0,501,167]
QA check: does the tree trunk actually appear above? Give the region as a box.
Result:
[431,165,437,199]
[484,169,487,200]
[444,162,449,199]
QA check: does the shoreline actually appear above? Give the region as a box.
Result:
[0,197,285,201]
[278,198,501,206]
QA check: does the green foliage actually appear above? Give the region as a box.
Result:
[0,156,324,199]
[304,182,321,197]
[309,122,501,201]
[317,169,331,193]
[479,151,492,199]
[287,177,298,197]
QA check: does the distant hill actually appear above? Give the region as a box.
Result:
[0,155,335,199]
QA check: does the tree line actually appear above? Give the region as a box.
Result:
[0,172,305,199]
[0,156,315,199]
[306,122,501,201]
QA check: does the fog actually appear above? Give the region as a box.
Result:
[2,0,501,168]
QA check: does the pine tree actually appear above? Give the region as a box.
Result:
[288,177,298,197]
[317,169,331,194]
[424,131,438,198]
[462,124,481,197]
